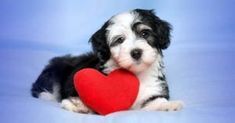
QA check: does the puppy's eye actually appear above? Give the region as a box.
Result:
[140,30,150,39]
[115,37,125,44]
[111,36,125,47]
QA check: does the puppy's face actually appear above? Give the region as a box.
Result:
[90,9,171,73]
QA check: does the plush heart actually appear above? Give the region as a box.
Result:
[73,68,139,115]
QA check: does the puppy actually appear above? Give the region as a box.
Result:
[31,9,183,114]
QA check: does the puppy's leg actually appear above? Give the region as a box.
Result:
[61,97,94,114]
[142,98,183,111]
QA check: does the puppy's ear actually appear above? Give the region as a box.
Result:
[135,9,172,49]
[153,16,172,49]
[150,10,172,49]
[89,21,111,63]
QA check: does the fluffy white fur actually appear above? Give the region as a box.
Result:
[39,83,60,101]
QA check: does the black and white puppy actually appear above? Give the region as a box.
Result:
[31,9,183,114]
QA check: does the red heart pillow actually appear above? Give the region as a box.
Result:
[73,68,139,115]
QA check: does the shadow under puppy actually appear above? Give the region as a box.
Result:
[31,9,183,114]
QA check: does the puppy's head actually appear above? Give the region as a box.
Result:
[90,9,171,73]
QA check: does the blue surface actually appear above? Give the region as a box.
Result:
[0,0,235,123]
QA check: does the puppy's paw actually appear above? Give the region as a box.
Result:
[61,97,93,114]
[102,67,117,74]
[158,100,184,111]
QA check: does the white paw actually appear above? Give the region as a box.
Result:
[61,97,93,114]
[102,67,115,74]
[157,101,184,111]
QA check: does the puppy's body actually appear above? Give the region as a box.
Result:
[31,9,183,114]
[31,53,99,101]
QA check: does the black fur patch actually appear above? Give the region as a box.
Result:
[158,74,166,81]
[141,95,169,108]
[31,52,101,100]
[159,82,170,99]
[90,21,111,65]
[134,9,172,50]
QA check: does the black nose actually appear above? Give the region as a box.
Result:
[130,49,142,60]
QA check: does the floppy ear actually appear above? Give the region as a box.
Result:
[153,16,172,49]
[135,9,172,49]
[148,10,172,50]
[89,21,111,64]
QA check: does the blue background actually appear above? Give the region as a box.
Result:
[0,0,235,123]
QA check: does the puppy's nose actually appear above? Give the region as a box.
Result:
[130,49,142,60]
